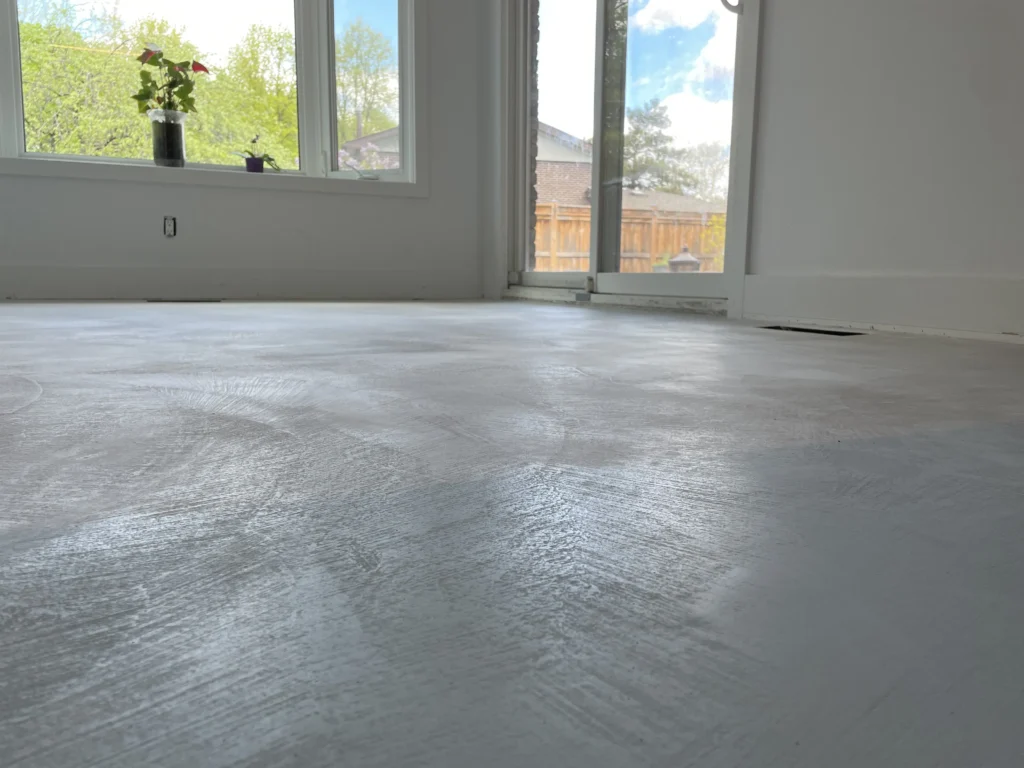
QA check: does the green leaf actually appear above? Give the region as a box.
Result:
[21,10,305,170]
[175,80,194,99]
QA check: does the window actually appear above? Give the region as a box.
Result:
[595,0,736,275]
[527,0,736,275]
[15,0,300,168]
[530,0,597,273]
[333,1,402,174]
[0,0,420,188]
[516,0,758,303]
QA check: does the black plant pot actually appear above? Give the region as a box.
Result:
[148,110,187,168]
[245,156,265,173]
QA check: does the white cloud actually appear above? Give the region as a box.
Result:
[536,0,598,140]
[633,0,719,33]
[662,89,734,146]
[537,0,738,148]
[692,9,737,75]
[85,0,296,64]
[637,2,737,147]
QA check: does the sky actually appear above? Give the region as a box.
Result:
[25,0,729,148]
[537,0,736,147]
[42,0,397,66]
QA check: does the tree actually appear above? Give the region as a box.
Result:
[17,3,299,167]
[16,0,51,24]
[19,14,144,158]
[16,2,387,174]
[19,9,204,161]
[335,20,399,144]
[680,143,730,202]
[198,25,300,168]
[622,99,693,193]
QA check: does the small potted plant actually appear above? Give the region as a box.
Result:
[130,45,209,168]
[235,135,282,173]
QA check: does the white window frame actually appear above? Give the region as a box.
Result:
[0,0,427,198]
[507,0,762,318]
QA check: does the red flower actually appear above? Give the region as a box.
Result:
[192,61,210,74]
[139,49,158,64]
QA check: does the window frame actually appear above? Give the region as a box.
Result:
[0,0,426,198]
[507,0,762,318]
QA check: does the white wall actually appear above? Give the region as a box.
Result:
[0,0,496,301]
[745,0,1024,336]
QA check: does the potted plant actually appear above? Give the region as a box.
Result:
[130,45,209,168]
[235,135,282,173]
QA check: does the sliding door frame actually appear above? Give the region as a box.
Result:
[509,0,762,317]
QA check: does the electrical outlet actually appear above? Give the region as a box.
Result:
[164,216,177,238]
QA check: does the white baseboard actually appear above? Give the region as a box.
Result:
[0,266,480,301]
[744,275,1024,340]
[504,286,726,315]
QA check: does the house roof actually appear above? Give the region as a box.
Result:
[538,122,592,161]
[622,189,727,215]
[536,160,726,214]
[345,123,727,215]
[341,127,399,154]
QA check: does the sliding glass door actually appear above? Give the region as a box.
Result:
[595,0,735,274]
[517,0,759,310]
[529,0,597,275]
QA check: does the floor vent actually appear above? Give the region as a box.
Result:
[761,325,865,337]
[146,299,224,303]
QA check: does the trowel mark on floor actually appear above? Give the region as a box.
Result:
[0,375,42,415]
[346,538,384,573]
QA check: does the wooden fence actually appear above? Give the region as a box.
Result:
[533,203,727,273]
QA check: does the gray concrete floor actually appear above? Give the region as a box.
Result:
[1,302,1023,767]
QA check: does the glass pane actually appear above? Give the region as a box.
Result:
[597,0,735,274]
[530,0,598,272]
[16,0,300,169]
[333,1,401,173]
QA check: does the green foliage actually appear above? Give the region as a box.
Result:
[17,5,399,172]
[234,135,282,171]
[201,25,301,169]
[680,142,730,202]
[623,100,695,194]
[130,47,206,114]
[336,19,399,143]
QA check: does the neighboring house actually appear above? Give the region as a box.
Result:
[537,122,592,163]
[532,123,726,273]
[535,122,726,215]
[342,121,726,216]
[340,127,400,169]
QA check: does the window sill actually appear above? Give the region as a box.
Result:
[0,156,428,198]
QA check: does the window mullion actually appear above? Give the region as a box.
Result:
[0,0,25,158]
[321,0,338,173]
[397,0,414,183]
[295,0,330,177]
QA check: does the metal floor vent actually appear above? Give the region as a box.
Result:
[146,299,224,303]
[761,325,865,337]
